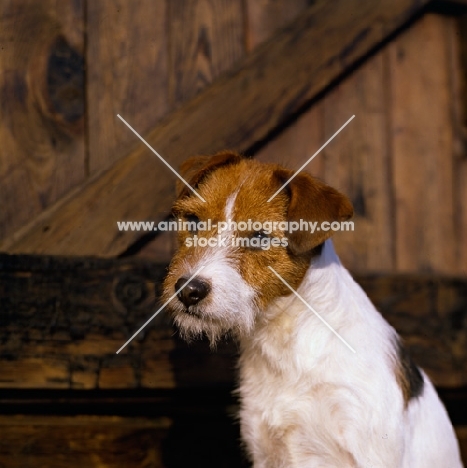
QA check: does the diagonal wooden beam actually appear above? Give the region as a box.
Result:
[2,0,466,256]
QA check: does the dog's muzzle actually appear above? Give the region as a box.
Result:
[175,277,210,308]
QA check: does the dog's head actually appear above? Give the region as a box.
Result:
[162,151,353,343]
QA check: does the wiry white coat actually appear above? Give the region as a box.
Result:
[239,241,463,467]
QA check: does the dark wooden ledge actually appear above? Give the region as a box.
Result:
[1,253,466,390]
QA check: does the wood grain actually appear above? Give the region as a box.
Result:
[323,53,394,272]
[389,15,457,273]
[0,401,249,468]
[0,254,466,390]
[86,0,169,173]
[0,401,462,467]
[136,228,177,264]
[245,0,309,49]
[449,16,467,276]
[0,254,238,390]
[168,0,245,106]
[255,102,325,178]
[244,0,324,181]
[0,1,85,244]
[0,415,170,468]
[2,0,448,256]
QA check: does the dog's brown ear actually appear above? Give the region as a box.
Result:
[176,151,243,199]
[273,168,353,255]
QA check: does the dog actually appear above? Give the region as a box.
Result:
[163,151,463,467]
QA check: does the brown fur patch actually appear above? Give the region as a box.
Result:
[395,340,424,407]
[273,167,354,255]
[176,151,243,199]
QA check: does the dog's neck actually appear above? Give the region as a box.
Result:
[240,240,371,370]
[298,239,348,306]
[263,240,351,323]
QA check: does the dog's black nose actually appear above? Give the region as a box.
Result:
[175,277,210,307]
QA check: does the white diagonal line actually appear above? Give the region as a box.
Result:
[116,265,205,354]
[117,114,206,202]
[268,266,356,353]
[267,114,355,202]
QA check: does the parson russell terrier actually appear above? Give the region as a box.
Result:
[162,151,463,467]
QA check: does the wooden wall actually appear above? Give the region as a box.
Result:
[256,13,467,276]
[0,0,307,252]
[0,1,86,246]
[2,1,464,277]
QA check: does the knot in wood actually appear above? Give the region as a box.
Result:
[46,35,84,124]
[114,274,149,310]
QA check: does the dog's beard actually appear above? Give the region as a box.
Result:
[169,299,259,346]
[163,248,260,345]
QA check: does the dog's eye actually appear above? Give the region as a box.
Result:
[184,214,200,233]
[250,230,268,240]
[247,230,271,251]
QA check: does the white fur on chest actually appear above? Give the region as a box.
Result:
[238,241,462,468]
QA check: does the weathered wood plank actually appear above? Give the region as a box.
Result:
[136,228,177,264]
[255,102,325,178]
[0,401,250,468]
[0,415,170,468]
[323,53,394,272]
[459,15,467,129]
[0,394,463,466]
[0,254,237,390]
[245,0,309,49]
[449,16,467,276]
[0,1,85,244]
[0,254,466,389]
[245,0,325,177]
[0,398,463,468]
[2,0,456,256]
[168,0,245,106]
[389,14,457,273]
[0,422,464,468]
[86,0,169,174]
